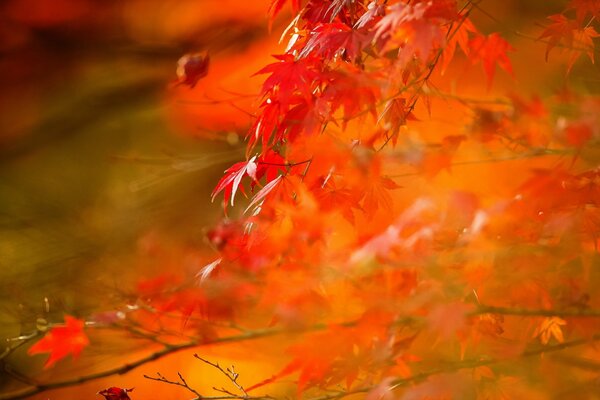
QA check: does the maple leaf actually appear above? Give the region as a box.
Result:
[354,1,386,29]
[468,32,514,88]
[536,13,598,72]
[373,2,429,41]
[567,27,600,72]
[418,135,466,178]
[249,100,281,150]
[377,97,416,142]
[245,175,283,214]
[423,0,457,20]
[303,0,337,24]
[211,156,258,208]
[313,175,361,222]
[327,0,357,22]
[299,22,369,61]
[362,175,400,217]
[268,0,301,23]
[539,14,578,62]
[175,53,209,88]
[98,387,134,400]
[255,54,321,107]
[28,315,90,369]
[374,0,454,63]
[533,316,567,344]
[255,149,288,185]
[440,15,477,74]
[567,0,600,23]
[282,95,335,141]
[323,68,379,127]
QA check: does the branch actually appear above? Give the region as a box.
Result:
[308,332,600,400]
[144,372,202,398]
[194,355,249,398]
[0,320,348,400]
[475,305,600,318]
[0,326,286,400]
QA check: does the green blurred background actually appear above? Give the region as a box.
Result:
[0,0,270,387]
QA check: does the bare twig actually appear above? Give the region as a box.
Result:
[144,371,203,398]
[194,355,249,398]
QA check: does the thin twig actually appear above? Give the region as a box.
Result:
[144,371,203,398]
[194,355,249,398]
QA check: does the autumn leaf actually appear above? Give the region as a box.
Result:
[567,0,600,23]
[254,54,322,107]
[211,156,258,208]
[28,315,90,369]
[249,100,281,150]
[418,135,466,178]
[175,53,209,88]
[354,1,386,29]
[245,175,283,214]
[254,149,288,186]
[98,387,134,400]
[298,22,369,61]
[440,15,477,74]
[268,0,301,24]
[468,32,514,88]
[533,317,567,344]
[373,2,429,41]
[323,68,379,127]
[377,97,415,143]
[568,27,599,71]
[538,14,578,62]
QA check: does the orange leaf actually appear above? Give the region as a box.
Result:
[468,32,514,88]
[28,315,89,368]
[533,317,566,345]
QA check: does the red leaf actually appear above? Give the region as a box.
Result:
[299,22,369,61]
[254,54,321,107]
[211,156,258,208]
[567,0,600,23]
[377,97,416,140]
[176,53,209,88]
[323,68,379,127]
[249,100,281,150]
[440,16,477,74]
[245,175,283,214]
[468,32,514,88]
[268,0,301,24]
[354,1,386,29]
[98,387,134,400]
[256,150,288,184]
[373,2,428,41]
[28,315,89,369]
[538,14,578,61]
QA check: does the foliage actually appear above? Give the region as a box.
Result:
[2,0,600,399]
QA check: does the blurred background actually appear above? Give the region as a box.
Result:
[0,0,281,397]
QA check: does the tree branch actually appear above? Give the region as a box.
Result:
[475,305,600,318]
[0,326,288,400]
